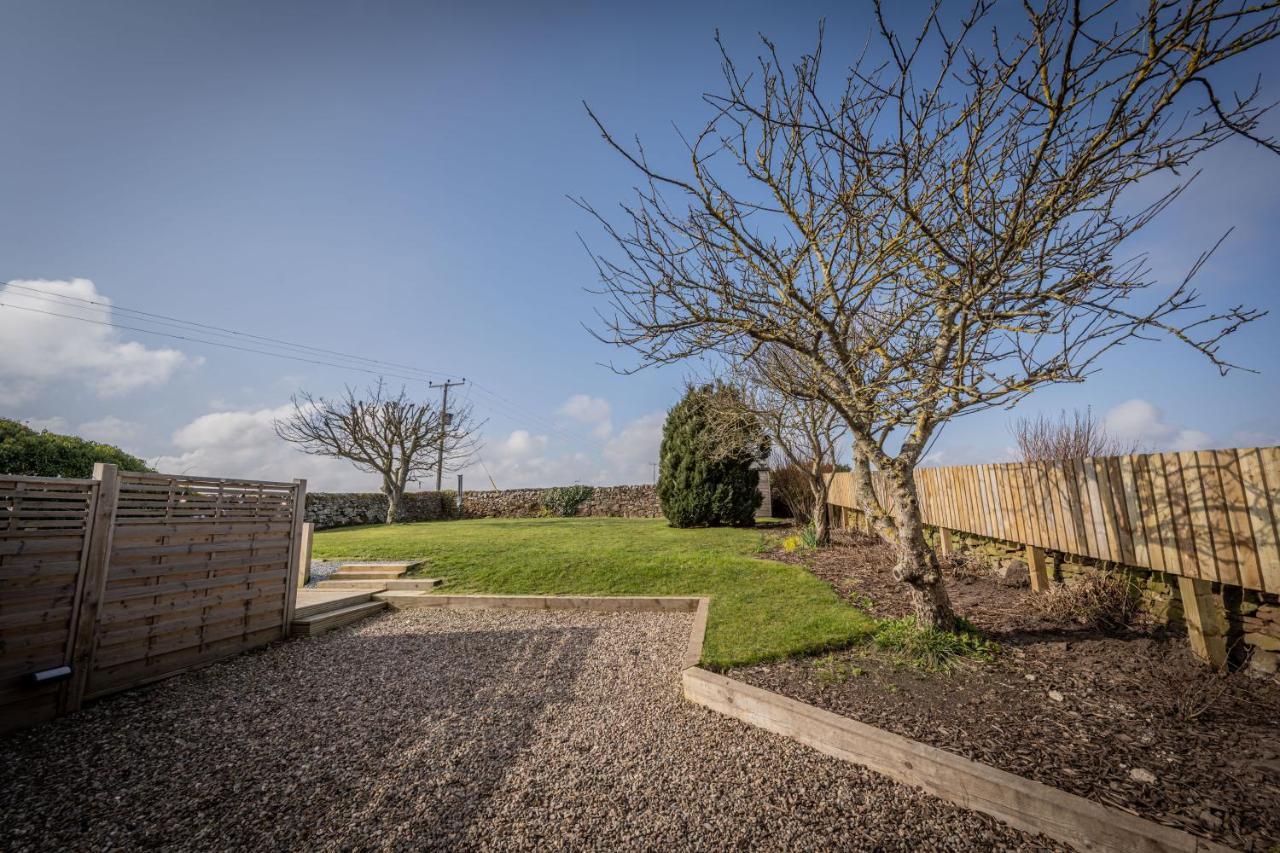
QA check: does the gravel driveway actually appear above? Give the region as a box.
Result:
[1,608,1058,851]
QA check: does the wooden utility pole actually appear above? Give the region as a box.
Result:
[430,379,465,490]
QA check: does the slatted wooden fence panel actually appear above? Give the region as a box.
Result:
[0,475,98,731]
[0,466,306,733]
[827,447,1280,594]
[88,472,304,698]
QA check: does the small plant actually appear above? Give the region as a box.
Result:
[781,534,805,552]
[753,533,778,554]
[811,653,864,684]
[799,522,820,549]
[1032,570,1138,630]
[871,616,998,671]
[540,485,596,517]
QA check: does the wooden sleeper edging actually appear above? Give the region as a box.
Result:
[680,665,1235,853]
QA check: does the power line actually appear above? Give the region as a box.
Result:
[0,299,449,386]
[0,281,462,381]
[0,284,608,449]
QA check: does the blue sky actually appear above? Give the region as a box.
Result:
[2,1,1277,490]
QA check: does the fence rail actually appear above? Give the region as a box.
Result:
[827,447,1280,594]
[0,465,306,734]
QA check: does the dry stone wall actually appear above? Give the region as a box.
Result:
[304,491,455,529]
[456,484,660,519]
[306,484,661,529]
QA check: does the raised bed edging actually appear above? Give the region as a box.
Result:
[379,592,1231,852]
[682,666,1234,853]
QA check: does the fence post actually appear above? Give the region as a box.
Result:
[282,479,307,632]
[938,528,954,556]
[1025,545,1050,592]
[296,522,314,589]
[1177,576,1228,669]
[65,463,119,712]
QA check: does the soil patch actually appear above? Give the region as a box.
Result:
[736,531,1280,852]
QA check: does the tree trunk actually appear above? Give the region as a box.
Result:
[808,463,830,545]
[852,448,897,542]
[383,482,402,525]
[885,468,955,631]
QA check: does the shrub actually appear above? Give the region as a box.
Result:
[871,616,998,671]
[0,418,152,478]
[658,384,767,528]
[1032,571,1139,630]
[541,484,595,517]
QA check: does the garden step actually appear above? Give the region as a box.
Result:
[294,589,375,618]
[330,569,407,580]
[290,600,388,637]
[316,578,443,591]
[373,590,432,604]
[330,561,420,580]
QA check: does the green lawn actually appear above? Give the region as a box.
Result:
[312,517,873,670]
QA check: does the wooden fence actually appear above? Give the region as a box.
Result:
[0,464,307,734]
[827,447,1280,595]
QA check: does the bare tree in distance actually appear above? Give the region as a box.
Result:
[583,1,1278,630]
[275,382,482,524]
[708,347,847,543]
[1013,408,1143,461]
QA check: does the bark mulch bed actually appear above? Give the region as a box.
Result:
[734,530,1280,852]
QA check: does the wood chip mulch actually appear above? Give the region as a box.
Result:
[733,531,1280,852]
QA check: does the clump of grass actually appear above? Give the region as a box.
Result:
[871,616,998,671]
[799,523,820,549]
[811,653,865,684]
[1032,571,1138,630]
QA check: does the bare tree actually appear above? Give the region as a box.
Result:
[1013,408,1142,461]
[709,347,847,543]
[583,1,1277,629]
[275,382,482,524]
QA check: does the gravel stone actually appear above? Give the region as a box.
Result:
[307,559,342,585]
[0,609,1060,851]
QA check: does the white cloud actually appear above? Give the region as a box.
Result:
[460,409,666,490]
[602,411,664,482]
[0,278,195,403]
[1103,399,1214,452]
[558,393,613,439]
[153,404,377,491]
[77,416,142,445]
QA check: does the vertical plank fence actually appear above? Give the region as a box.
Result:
[827,446,1280,595]
[0,465,307,734]
[828,447,1280,666]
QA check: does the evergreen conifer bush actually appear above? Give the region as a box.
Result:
[657,384,766,528]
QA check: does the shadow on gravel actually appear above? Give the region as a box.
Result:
[0,623,600,851]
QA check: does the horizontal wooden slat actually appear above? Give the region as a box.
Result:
[2,469,303,735]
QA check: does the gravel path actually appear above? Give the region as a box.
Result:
[1,608,1060,851]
